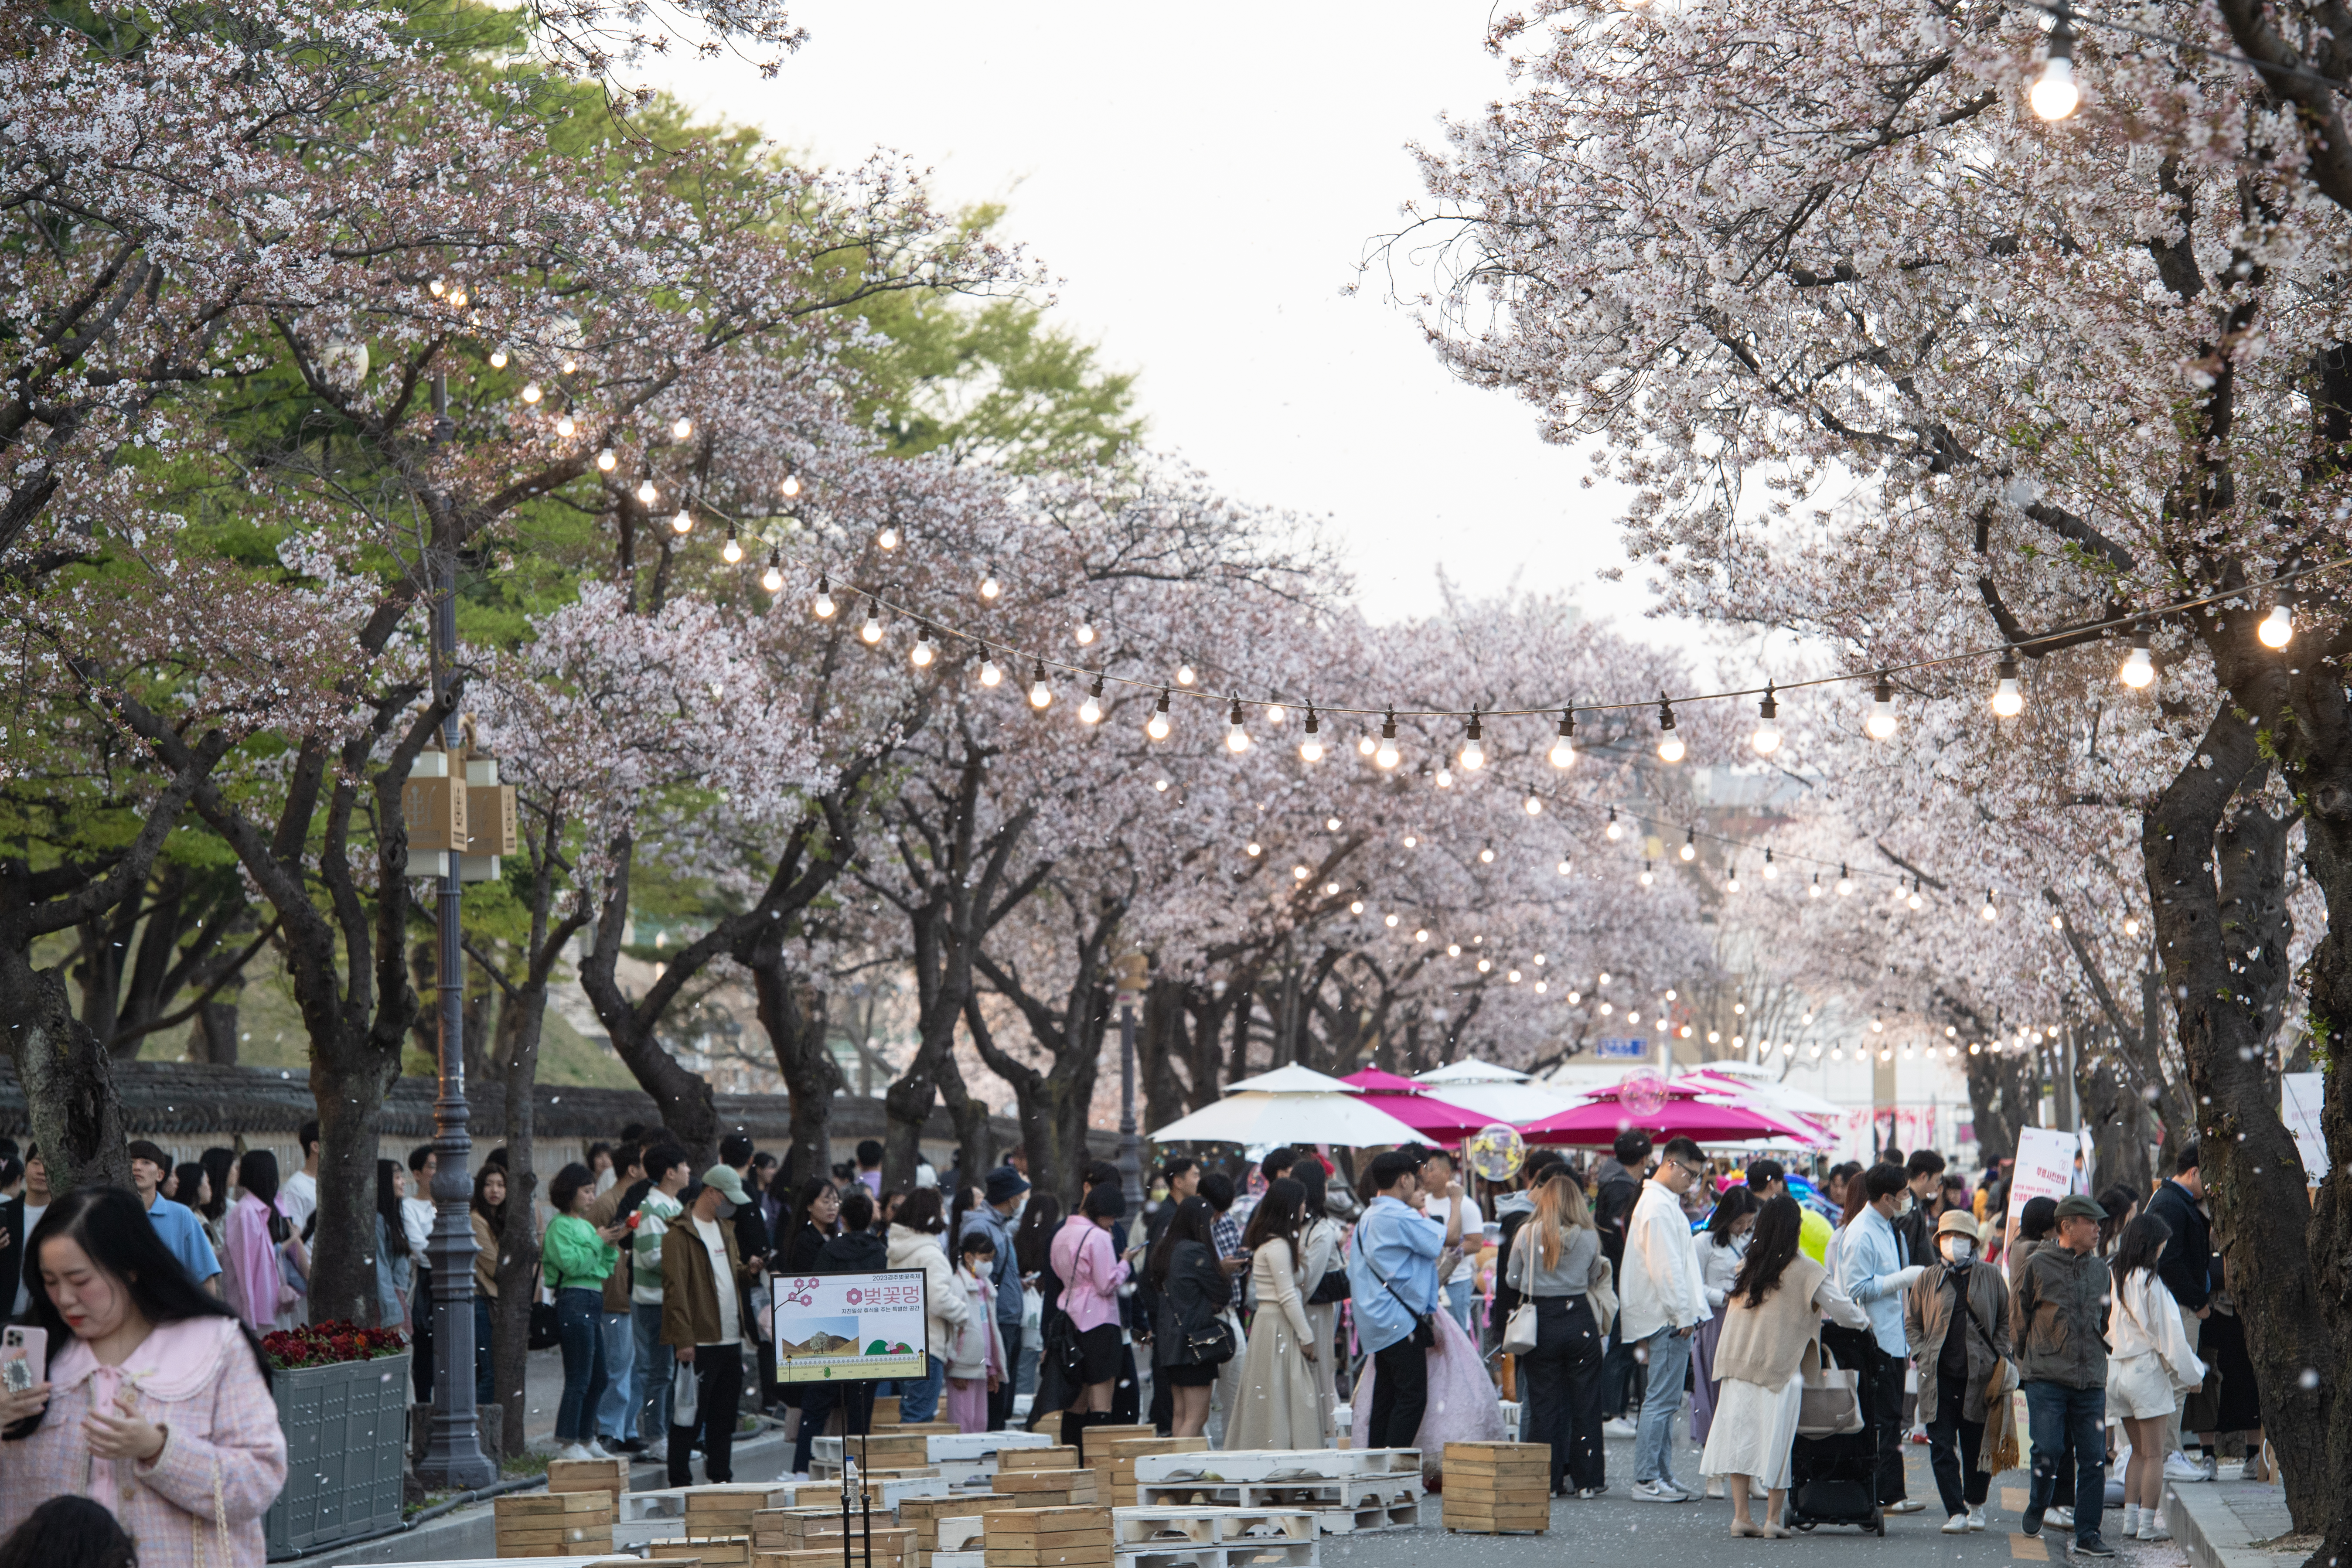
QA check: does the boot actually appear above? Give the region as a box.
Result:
[1060,1410,1090,1459]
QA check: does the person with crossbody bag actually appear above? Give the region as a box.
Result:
[1503,1170,1612,1496]
[1342,1152,1454,1451]
[1902,1209,2014,1534]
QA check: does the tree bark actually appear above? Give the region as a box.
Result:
[745,951,841,1191]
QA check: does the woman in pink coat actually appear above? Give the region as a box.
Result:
[1048,1184,1144,1454]
[0,1186,288,1566]
[221,1150,301,1334]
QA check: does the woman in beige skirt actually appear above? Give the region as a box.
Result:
[1224,1177,1321,1449]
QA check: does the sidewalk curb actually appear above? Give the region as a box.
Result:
[2165,1483,2296,1568]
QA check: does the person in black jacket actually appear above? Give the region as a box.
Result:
[789,1186,884,1478]
[726,1139,778,1412]
[1149,1196,1230,1438]
[2143,1142,2214,1472]
[1592,1130,1650,1423]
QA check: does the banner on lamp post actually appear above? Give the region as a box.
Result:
[769,1269,929,1384]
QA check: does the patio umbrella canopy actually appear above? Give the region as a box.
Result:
[1339,1068,1496,1142]
[1150,1063,1432,1147]
[1409,1060,1582,1125]
[1521,1084,1830,1147]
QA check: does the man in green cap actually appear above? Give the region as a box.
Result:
[2014,1193,2117,1558]
[659,1166,758,1485]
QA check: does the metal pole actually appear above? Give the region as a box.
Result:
[417,370,496,1489]
[1117,998,1142,1211]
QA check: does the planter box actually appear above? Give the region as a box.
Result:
[265,1351,410,1558]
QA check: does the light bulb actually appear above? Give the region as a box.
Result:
[1299,707,1323,762]
[1558,858,1573,875]
[1028,661,1052,709]
[1524,794,1542,815]
[2119,638,2155,688]
[1808,874,1822,898]
[1991,651,2024,716]
[980,572,1001,600]
[1246,842,1262,857]
[1079,676,1104,724]
[760,552,784,594]
[1265,702,1286,726]
[1176,661,1196,686]
[1225,699,1250,753]
[1479,844,1496,864]
[1656,693,1683,762]
[1980,890,1998,921]
[1726,869,1742,892]
[812,576,835,618]
[876,525,899,550]
[1385,913,1399,927]
[1865,672,1898,739]
[489,349,508,369]
[1435,767,1453,788]
[1907,883,1923,910]
[2030,53,2079,120]
[1074,613,1095,645]
[428,279,446,297]
[670,508,692,534]
[596,448,617,472]
[980,658,1002,688]
[721,530,743,564]
[1447,943,1462,957]
[1762,849,1778,879]
[636,478,658,505]
[1458,713,1484,770]
[2259,603,2293,648]
[1752,685,1781,754]
[560,356,577,373]
[1836,864,1853,896]
[1357,734,1376,757]
[556,414,576,437]
[1605,807,1622,841]
[911,629,936,668]
[1679,830,1696,862]
[1350,899,1364,914]
[672,416,692,439]
[1147,690,1171,741]
[1639,864,1654,887]
[446,286,468,309]
[1550,709,1577,768]
[522,382,542,403]
[2124,916,2141,936]
[860,602,884,644]
[1374,711,1400,770]
[781,473,801,498]
[1415,928,1429,942]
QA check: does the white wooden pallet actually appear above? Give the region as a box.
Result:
[1116,1543,1319,1568]
[1110,1509,1316,1547]
[935,1516,988,1552]
[926,1431,1058,1462]
[1133,1479,1421,1511]
[1128,1451,1416,1487]
[622,1482,805,1521]
[932,1554,986,1568]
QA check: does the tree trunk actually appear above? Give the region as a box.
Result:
[582,839,719,1161]
[747,950,841,1190]
[2,957,131,1195]
[189,998,239,1064]
[1139,978,1189,1135]
[934,1051,995,1200]
[491,977,546,1452]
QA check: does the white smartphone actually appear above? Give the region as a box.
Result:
[1,1325,46,1391]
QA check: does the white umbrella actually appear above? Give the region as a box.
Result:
[1149,1088,1429,1148]
[1679,1066,1844,1119]
[1410,1077,1584,1127]
[1224,1064,1362,1094]
[1413,1057,1531,1085]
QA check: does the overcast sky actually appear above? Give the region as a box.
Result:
[643,1,1691,641]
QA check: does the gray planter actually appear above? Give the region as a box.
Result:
[265,1351,410,1559]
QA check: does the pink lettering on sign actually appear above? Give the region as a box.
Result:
[846,1288,863,1305]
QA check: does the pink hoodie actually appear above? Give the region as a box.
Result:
[1050,1213,1128,1333]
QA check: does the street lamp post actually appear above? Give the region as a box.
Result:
[416,369,496,1490]
[1114,951,1148,1211]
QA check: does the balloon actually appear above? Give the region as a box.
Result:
[1466,1123,1525,1181]
[1621,1069,1669,1118]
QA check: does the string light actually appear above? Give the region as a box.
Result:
[2031,8,2081,120]
[1605,806,1622,841]
[596,448,617,472]
[1524,794,1543,815]
[556,414,576,437]
[1656,694,1684,763]
[670,507,693,535]
[980,656,1002,688]
[1836,863,1854,896]
[1435,766,1453,788]
[1176,660,1197,687]
[1549,709,1577,768]
[1991,650,2025,716]
[1029,661,1053,709]
[859,599,884,644]
[876,524,900,550]
[781,473,801,498]
[1147,689,1172,740]
[636,478,658,505]
[1866,672,1898,739]
[1726,863,1742,893]
[1762,848,1778,880]
[2259,604,2294,648]
[1907,879,1923,911]
[1557,856,1573,875]
[1479,842,1497,864]
[1459,711,1486,770]
[1679,828,1697,862]
[1265,699,1287,726]
[1385,913,1400,927]
[1808,873,1822,898]
[559,355,576,373]
[1079,674,1104,725]
[1225,697,1251,753]
[1357,733,1377,757]
[490,349,509,369]
[1299,706,1324,762]
[1075,610,1096,646]
[2124,915,2141,937]
[1980,888,1999,921]
[721,525,742,564]
[1752,685,1782,755]
[1246,841,1262,857]
[911,624,936,668]
[521,382,543,403]
[760,550,784,594]
[2119,633,2155,688]
[1639,861,1655,886]
[1375,712,1400,770]
[980,569,1001,600]
[672,416,692,440]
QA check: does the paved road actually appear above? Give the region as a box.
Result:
[1322,1431,2192,1568]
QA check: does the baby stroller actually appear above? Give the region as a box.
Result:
[1784,1325,1885,1535]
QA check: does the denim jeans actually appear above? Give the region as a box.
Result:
[2024,1380,2107,1544]
[1442,1277,1475,1337]
[898,1354,946,1423]
[1633,1325,1694,1489]
[597,1309,637,1441]
[554,1288,608,1443]
[632,1301,672,1441]
[473,1296,497,1408]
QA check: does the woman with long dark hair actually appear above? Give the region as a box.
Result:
[375,1159,414,1335]
[470,1165,507,1408]
[2106,1213,2203,1541]
[222,1149,300,1333]
[1226,1178,1319,1448]
[1693,1185,1761,1466]
[886,1189,968,1424]
[1510,1169,1611,1497]
[1050,1184,1144,1452]
[0,1187,287,1561]
[0,1496,136,1568]
[1699,1195,1871,1536]
[1148,1196,1230,1438]
[1292,1159,1343,1438]
[197,1147,235,1254]
[779,1178,840,1275]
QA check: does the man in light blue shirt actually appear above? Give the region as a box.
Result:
[1837,1162,1927,1514]
[1346,1148,1459,1450]
[130,1139,223,1294]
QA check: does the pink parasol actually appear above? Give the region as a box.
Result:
[1339,1068,1498,1142]
[1520,1083,1830,1147]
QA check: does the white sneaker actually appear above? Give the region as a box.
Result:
[2049,1507,2076,1529]
[1943,1515,1971,1534]
[1603,1418,1640,1438]
[2141,1521,2171,1542]
[555,1442,592,1462]
[1888,1499,1929,1514]
[584,1440,611,1460]
[2164,1452,2212,1482]
[1967,1507,1987,1531]
[1630,1480,1691,1504]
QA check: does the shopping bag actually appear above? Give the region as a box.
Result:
[1795,1336,1864,1437]
[672,1359,699,1428]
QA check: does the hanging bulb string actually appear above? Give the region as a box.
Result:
[716,516,2349,728]
[2016,0,2352,96]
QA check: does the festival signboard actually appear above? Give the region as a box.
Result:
[770,1268,929,1384]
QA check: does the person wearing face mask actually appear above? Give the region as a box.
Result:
[1836,1162,1929,1516]
[1905,1211,2013,1534]
[1692,1186,1759,1483]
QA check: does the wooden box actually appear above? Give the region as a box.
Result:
[1074,1424,1152,1473]
[978,1506,1112,1568]
[758,1538,910,1568]
[1104,1437,1207,1508]
[402,772,470,853]
[995,1446,1079,1472]
[655,1540,754,1567]
[1439,1441,1550,1534]
[872,1397,903,1425]
[495,1490,614,1556]
[546,1456,627,1504]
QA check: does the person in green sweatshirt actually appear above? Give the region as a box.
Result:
[544,1162,626,1460]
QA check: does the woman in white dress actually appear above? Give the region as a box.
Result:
[1700,1194,1871,1537]
[1224,1178,1321,1450]
[2106,1213,2205,1541]
[1294,1161,1343,1444]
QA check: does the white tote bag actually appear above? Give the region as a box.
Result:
[672,1359,700,1428]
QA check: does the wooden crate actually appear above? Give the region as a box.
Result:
[495,1491,616,1557]
[996,1446,1080,1472]
[751,1527,914,1567]
[689,1489,808,1537]
[1075,1423,1153,1471]
[654,1540,754,1567]
[993,1468,1097,1503]
[843,1434,936,1469]
[895,1494,1001,1554]
[1104,1438,1207,1508]
[1438,1442,1550,1534]
[547,1456,628,1504]
[875,1421,961,1436]
[873,1397,903,1425]
[758,1551,910,1568]
[979,1506,1112,1568]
